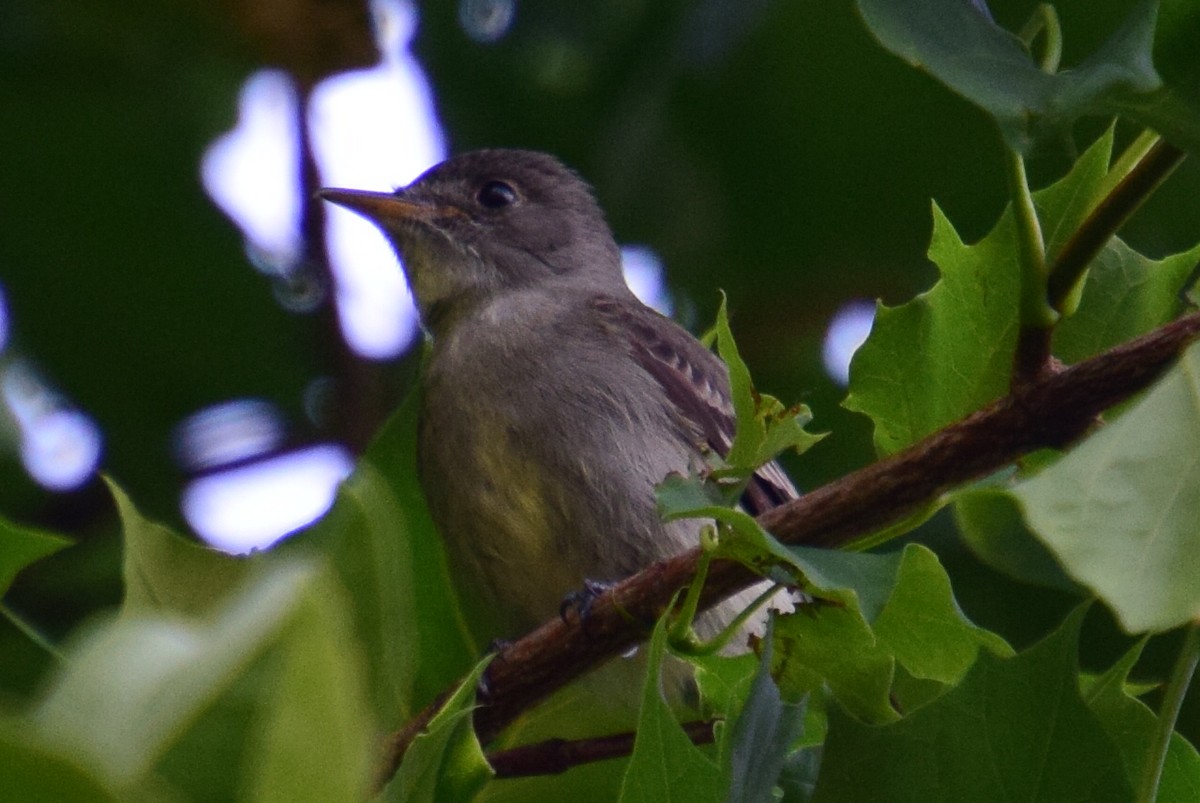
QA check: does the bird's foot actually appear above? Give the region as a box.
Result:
[559,579,613,632]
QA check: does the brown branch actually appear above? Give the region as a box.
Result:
[377,310,1200,788]
[487,720,716,779]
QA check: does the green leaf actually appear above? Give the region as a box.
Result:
[725,632,805,803]
[843,202,1020,455]
[618,616,723,803]
[1112,2,1200,152]
[0,514,71,595]
[0,722,119,803]
[110,477,250,618]
[784,546,903,622]
[812,607,1131,802]
[1016,341,1200,633]
[285,395,476,725]
[773,545,1008,722]
[693,652,759,723]
[1083,639,1200,799]
[772,595,897,724]
[394,657,493,803]
[1054,238,1200,364]
[712,294,824,474]
[242,571,376,803]
[855,0,1160,153]
[31,560,373,798]
[954,488,1077,591]
[844,130,1115,455]
[873,545,1011,684]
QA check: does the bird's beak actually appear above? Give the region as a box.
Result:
[316,188,454,226]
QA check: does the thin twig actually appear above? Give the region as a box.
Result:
[375,310,1200,787]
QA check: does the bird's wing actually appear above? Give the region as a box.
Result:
[590,295,798,515]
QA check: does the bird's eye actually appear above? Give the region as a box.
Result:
[477,180,518,209]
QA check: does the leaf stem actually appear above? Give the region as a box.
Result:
[1018,3,1062,74]
[1136,622,1200,803]
[1006,147,1054,328]
[0,603,63,661]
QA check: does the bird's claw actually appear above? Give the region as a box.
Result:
[559,579,613,631]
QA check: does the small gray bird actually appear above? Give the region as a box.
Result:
[319,149,796,649]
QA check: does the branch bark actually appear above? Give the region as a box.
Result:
[376,309,1200,788]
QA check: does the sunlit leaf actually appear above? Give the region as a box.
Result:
[32,560,373,799]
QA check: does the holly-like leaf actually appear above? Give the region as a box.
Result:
[856,0,1160,153]
[812,607,1130,802]
[1016,341,1200,633]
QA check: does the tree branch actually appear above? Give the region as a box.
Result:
[376,309,1200,788]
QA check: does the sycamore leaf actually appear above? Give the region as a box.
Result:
[1016,341,1200,633]
[812,607,1130,802]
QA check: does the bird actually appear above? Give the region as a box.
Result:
[318,149,797,655]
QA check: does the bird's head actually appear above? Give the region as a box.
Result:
[318,149,625,332]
